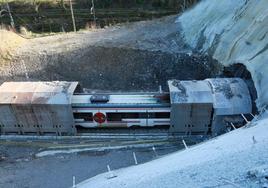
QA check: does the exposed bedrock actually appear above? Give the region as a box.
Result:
[177,0,268,110]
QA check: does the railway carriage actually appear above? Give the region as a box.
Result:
[0,78,252,136]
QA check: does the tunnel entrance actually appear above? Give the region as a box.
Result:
[223,63,258,114]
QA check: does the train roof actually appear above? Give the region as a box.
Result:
[0,81,80,105]
[168,78,252,115]
[168,80,213,104]
[206,78,252,115]
[72,93,170,108]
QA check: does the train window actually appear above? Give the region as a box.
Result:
[73,113,93,122]
[124,113,139,119]
[106,112,170,122]
[148,112,170,118]
[138,113,147,118]
[107,113,141,121]
[107,113,122,121]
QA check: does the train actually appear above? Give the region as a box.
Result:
[0,78,252,136]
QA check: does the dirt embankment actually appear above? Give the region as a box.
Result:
[0,30,28,81]
[0,16,222,91]
[0,30,26,62]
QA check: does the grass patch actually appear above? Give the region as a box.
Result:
[0,29,26,64]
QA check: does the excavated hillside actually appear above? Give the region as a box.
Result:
[0,30,26,65]
[0,15,222,92]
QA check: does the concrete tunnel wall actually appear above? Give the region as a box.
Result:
[177,0,268,110]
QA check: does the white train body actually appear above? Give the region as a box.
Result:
[0,78,253,136]
[72,94,171,128]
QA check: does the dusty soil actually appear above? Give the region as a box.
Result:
[1,16,222,91]
[0,30,26,64]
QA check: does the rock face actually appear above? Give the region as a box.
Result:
[177,0,268,110]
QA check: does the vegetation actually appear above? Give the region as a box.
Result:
[0,0,199,33]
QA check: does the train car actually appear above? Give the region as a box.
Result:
[72,93,171,128]
[0,78,253,136]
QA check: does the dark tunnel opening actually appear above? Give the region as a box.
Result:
[223,63,258,114]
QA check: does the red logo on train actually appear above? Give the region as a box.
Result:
[93,112,106,124]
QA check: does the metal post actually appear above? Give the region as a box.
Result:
[107,165,116,179]
[91,0,96,25]
[69,0,76,32]
[107,164,111,173]
[72,176,76,188]
[152,146,158,157]
[159,85,162,93]
[133,152,138,165]
[241,114,249,124]
[230,122,236,130]
[6,2,15,28]
[182,139,188,149]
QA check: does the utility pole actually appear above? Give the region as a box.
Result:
[69,0,76,32]
[6,2,15,28]
[0,9,7,28]
[91,0,96,26]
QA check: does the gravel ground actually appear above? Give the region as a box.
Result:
[0,16,222,91]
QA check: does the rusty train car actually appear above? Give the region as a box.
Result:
[0,78,252,136]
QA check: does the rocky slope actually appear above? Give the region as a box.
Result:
[1,16,222,92]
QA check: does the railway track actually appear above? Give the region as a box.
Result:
[77,128,206,141]
[0,127,209,159]
[0,128,207,144]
